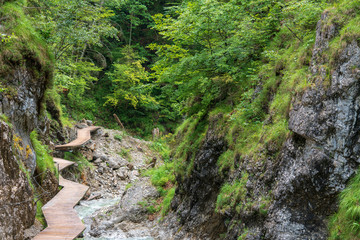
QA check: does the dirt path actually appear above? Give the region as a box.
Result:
[33,127,100,240]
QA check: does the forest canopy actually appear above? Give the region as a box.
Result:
[18,0,326,136]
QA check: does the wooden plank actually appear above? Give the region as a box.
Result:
[33,127,100,240]
[33,159,89,240]
[55,126,100,151]
[34,158,89,240]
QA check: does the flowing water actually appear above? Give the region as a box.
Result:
[83,238,153,240]
[75,197,120,220]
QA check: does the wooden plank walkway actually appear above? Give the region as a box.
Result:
[33,126,100,240]
[55,126,100,151]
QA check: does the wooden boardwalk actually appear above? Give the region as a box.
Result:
[55,126,100,150]
[33,126,100,240]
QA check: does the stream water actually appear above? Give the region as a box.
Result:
[75,198,154,240]
[75,197,120,220]
[84,238,153,240]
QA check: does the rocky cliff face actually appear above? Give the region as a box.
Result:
[0,120,35,240]
[168,11,360,240]
[0,3,53,238]
[171,123,227,239]
[0,63,52,239]
[0,58,51,172]
[265,12,360,239]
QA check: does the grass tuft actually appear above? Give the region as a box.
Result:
[329,168,360,240]
[63,151,94,172]
[30,131,56,179]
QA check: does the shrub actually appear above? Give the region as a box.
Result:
[146,162,176,189]
[145,161,176,217]
[114,134,123,141]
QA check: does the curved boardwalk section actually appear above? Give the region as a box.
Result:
[55,126,100,151]
[33,126,100,240]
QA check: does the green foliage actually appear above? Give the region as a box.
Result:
[24,0,178,137]
[36,199,46,226]
[0,114,13,128]
[104,0,174,58]
[149,0,285,117]
[237,229,249,240]
[31,0,118,55]
[118,148,131,161]
[149,136,171,162]
[64,151,93,172]
[29,0,118,120]
[329,168,360,240]
[16,148,47,227]
[216,172,248,214]
[137,199,162,215]
[30,131,56,179]
[218,150,235,173]
[0,0,53,92]
[147,204,158,214]
[45,87,75,128]
[173,114,208,178]
[56,60,102,103]
[149,1,326,195]
[161,187,175,217]
[125,183,133,191]
[145,160,176,217]
[105,47,157,109]
[114,134,123,141]
[146,161,175,190]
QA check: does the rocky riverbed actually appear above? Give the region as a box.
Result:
[66,127,182,240]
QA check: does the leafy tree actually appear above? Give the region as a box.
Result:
[149,0,282,116]
[105,46,157,110]
[29,0,118,102]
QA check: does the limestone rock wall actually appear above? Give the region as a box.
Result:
[0,120,35,240]
[263,12,360,239]
[0,63,51,173]
[0,4,53,238]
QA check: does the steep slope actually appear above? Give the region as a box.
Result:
[0,0,53,172]
[266,10,360,239]
[0,120,35,239]
[0,1,53,239]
